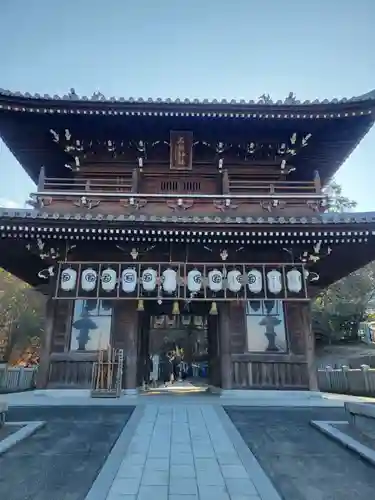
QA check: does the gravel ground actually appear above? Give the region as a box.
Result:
[0,406,134,500]
[226,406,375,500]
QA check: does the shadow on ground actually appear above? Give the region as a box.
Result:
[226,406,375,500]
[0,406,134,500]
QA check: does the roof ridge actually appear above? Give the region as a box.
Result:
[0,88,374,107]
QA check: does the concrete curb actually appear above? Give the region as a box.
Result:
[84,405,144,500]
[311,420,375,467]
[0,421,45,456]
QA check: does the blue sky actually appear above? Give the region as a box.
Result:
[0,0,374,210]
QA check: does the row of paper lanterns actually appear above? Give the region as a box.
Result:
[60,266,304,295]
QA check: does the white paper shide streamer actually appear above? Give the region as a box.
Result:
[208,268,223,292]
[286,268,303,293]
[162,268,177,294]
[227,269,242,293]
[267,269,282,294]
[60,267,77,292]
[101,268,117,292]
[247,269,262,294]
[187,269,202,293]
[81,268,98,292]
[121,267,137,293]
[142,268,157,292]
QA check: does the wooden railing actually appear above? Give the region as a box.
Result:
[229,180,319,195]
[43,177,133,193]
[34,166,325,201]
[0,366,37,392]
[222,169,322,196]
[317,365,375,396]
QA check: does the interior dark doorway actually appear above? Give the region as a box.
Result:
[139,302,220,393]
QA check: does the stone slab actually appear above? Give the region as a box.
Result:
[345,402,375,439]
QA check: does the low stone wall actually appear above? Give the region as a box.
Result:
[317,365,375,396]
[0,366,37,393]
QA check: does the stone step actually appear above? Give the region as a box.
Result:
[345,402,375,440]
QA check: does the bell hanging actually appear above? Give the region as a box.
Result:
[172,300,180,315]
[137,299,145,312]
[209,301,218,315]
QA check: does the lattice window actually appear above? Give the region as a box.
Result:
[160,180,201,192]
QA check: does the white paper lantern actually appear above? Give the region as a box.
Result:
[81,268,98,292]
[286,268,303,293]
[162,268,177,294]
[142,268,157,292]
[101,268,117,292]
[247,269,262,294]
[208,269,223,292]
[267,269,282,294]
[121,268,137,293]
[227,269,242,293]
[60,267,77,292]
[187,269,202,293]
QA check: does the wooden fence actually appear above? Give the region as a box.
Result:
[317,365,375,396]
[0,366,37,392]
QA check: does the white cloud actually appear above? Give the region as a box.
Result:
[0,198,23,209]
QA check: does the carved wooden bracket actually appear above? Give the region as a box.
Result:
[213,199,238,212]
[166,199,194,211]
[73,196,100,210]
[28,196,52,209]
[307,199,326,212]
[260,200,286,212]
[121,198,147,211]
[26,239,60,261]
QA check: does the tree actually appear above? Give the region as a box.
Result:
[312,263,375,343]
[324,180,357,213]
[313,182,372,343]
[0,269,45,364]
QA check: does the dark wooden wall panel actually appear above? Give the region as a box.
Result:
[285,302,307,356]
[229,302,246,354]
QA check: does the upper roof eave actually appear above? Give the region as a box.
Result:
[1,208,375,229]
[1,88,375,117]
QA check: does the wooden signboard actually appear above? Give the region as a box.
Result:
[170,131,193,170]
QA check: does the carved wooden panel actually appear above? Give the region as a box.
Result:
[232,359,308,389]
[141,174,218,195]
[48,359,94,388]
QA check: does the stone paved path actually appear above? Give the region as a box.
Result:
[106,405,270,500]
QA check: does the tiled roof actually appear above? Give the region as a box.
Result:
[1,88,375,107]
[1,208,375,226]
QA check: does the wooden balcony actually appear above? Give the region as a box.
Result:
[31,166,327,215]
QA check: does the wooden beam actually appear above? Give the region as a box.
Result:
[36,296,55,389]
[219,302,232,389]
[301,301,318,391]
[123,300,139,393]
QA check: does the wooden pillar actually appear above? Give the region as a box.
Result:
[300,301,318,391]
[218,302,232,389]
[207,315,220,387]
[123,301,139,394]
[36,297,55,389]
